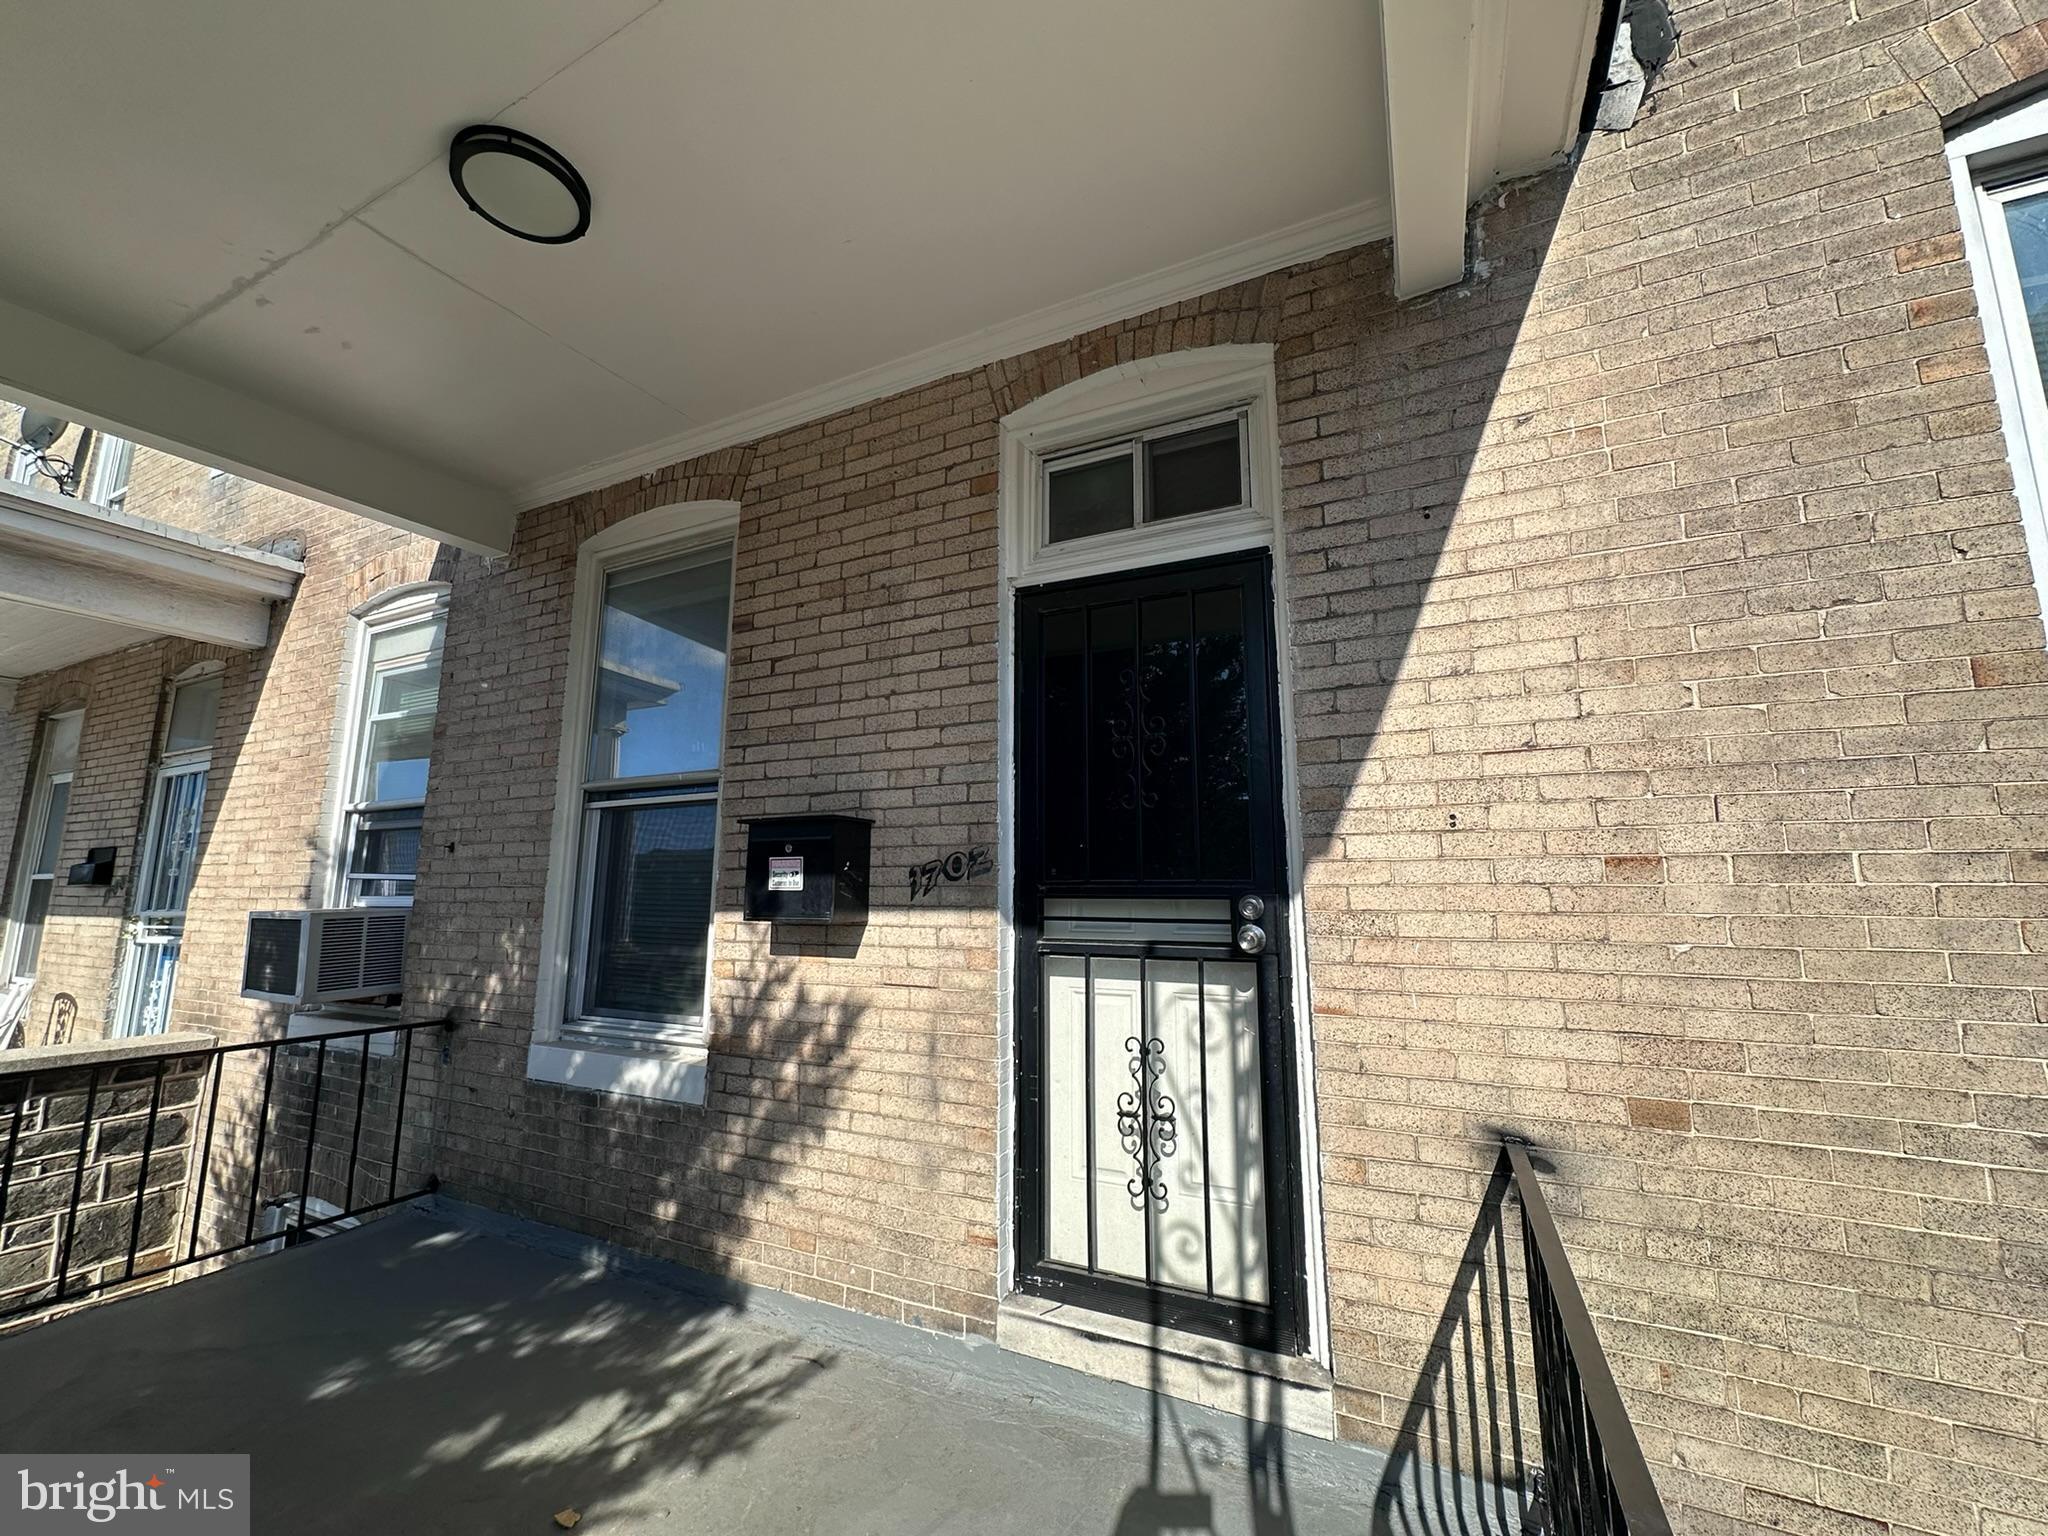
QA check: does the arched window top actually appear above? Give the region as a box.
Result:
[351,579,449,623]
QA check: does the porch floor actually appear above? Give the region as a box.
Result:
[0,1205,1400,1534]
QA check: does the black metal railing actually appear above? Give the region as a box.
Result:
[0,1018,452,1324]
[1506,1140,1672,1536]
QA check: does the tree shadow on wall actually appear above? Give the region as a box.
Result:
[439,957,872,1307]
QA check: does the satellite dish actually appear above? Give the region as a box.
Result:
[18,410,67,453]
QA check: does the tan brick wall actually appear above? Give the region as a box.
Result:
[10,3,2048,1531]
[401,6,2048,1536]
[0,457,444,1046]
[1295,5,2048,1535]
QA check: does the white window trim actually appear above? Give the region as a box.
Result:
[992,343,1333,1369]
[2,709,83,983]
[1948,95,2048,611]
[527,498,741,1107]
[1002,346,1282,588]
[88,436,133,510]
[112,665,223,1038]
[320,583,449,911]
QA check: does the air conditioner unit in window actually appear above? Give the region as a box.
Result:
[241,908,409,1006]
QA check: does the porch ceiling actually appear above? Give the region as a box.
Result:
[0,0,1602,555]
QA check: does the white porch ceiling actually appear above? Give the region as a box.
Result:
[0,0,1602,554]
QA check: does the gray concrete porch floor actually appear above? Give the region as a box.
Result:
[0,1203,1437,1535]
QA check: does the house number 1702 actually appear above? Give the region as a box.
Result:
[907,846,993,899]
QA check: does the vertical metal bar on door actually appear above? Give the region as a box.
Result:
[1082,954,1096,1274]
[1139,955,1153,1286]
[1197,956,1213,1298]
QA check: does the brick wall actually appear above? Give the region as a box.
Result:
[1299,5,2048,1536]
[0,440,444,1047]
[10,2,2048,1531]
[404,5,2048,1536]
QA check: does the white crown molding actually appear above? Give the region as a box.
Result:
[515,196,1391,511]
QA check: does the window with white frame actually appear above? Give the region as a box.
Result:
[526,505,737,1095]
[563,545,732,1050]
[334,591,447,907]
[114,673,221,1036]
[1043,410,1251,546]
[88,436,133,511]
[1001,347,1280,589]
[4,711,82,984]
[1949,98,2048,606]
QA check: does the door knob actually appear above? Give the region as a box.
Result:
[1235,923,1267,954]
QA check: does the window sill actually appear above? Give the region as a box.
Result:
[287,1008,399,1056]
[526,1039,708,1106]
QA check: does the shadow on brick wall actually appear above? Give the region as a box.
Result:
[1369,1147,1531,1536]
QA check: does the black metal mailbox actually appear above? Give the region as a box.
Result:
[66,846,116,886]
[742,814,872,925]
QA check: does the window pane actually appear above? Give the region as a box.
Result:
[588,553,731,782]
[166,676,221,754]
[42,713,81,777]
[1047,453,1136,544]
[368,617,441,669]
[119,923,182,1038]
[581,800,716,1020]
[13,880,50,979]
[141,770,207,914]
[345,807,421,901]
[358,700,435,803]
[1145,420,1243,522]
[33,781,69,874]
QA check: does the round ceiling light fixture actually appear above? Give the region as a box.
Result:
[447,124,591,245]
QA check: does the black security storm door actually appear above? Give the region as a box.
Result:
[1014,550,1306,1350]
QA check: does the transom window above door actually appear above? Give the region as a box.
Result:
[1000,346,1282,588]
[1044,411,1250,546]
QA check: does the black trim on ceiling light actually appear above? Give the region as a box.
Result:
[447,124,592,245]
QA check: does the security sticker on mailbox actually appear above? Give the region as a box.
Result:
[767,855,804,892]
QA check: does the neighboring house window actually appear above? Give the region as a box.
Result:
[529,501,737,1101]
[114,674,221,1037]
[3,711,83,984]
[1949,97,2048,605]
[334,590,447,907]
[89,436,133,510]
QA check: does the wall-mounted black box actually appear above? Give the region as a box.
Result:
[742,814,872,925]
[66,846,116,886]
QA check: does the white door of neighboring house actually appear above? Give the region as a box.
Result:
[114,675,220,1037]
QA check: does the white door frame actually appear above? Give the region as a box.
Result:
[993,343,1331,1366]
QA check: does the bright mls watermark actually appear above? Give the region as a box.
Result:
[3,1457,248,1533]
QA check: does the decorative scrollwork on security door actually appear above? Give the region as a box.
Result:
[1115,1033,1179,1210]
